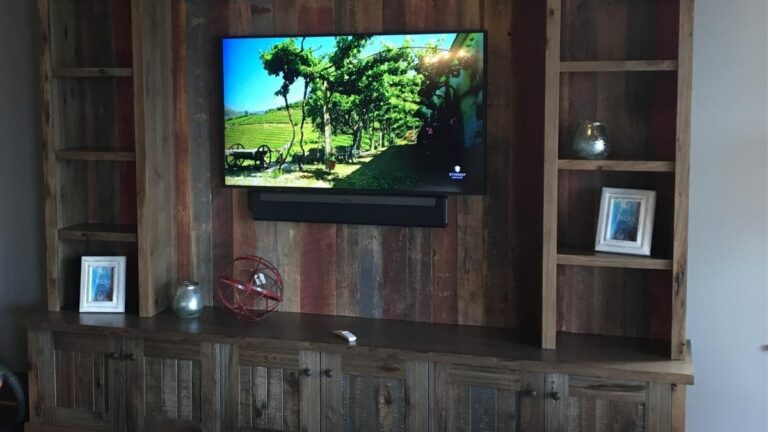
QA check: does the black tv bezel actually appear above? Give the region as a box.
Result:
[219,29,488,197]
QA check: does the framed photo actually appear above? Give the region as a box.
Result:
[595,188,656,256]
[79,256,126,313]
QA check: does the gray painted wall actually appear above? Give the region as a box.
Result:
[687,0,768,430]
[0,0,44,371]
[0,0,766,428]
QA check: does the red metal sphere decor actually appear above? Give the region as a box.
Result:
[217,255,284,320]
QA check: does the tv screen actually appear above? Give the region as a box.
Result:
[222,31,486,195]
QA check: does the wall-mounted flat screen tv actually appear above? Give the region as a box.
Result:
[222,31,486,195]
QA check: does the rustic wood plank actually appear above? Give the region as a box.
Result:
[161,358,179,419]
[145,357,162,419]
[558,159,675,172]
[432,197,458,325]
[172,0,193,281]
[55,148,136,161]
[321,352,342,432]
[58,223,137,242]
[73,352,95,411]
[568,376,646,403]
[520,371,545,432]
[177,359,195,420]
[560,60,678,73]
[347,375,377,431]
[93,354,106,416]
[645,382,672,432]
[183,0,215,302]
[470,386,498,432]
[671,0,694,361]
[359,226,383,319]
[300,351,321,432]
[381,227,409,320]
[405,360,429,431]
[483,0,516,330]
[300,223,337,315]
[133,0,176,317]
[557,250,673,270]
[266,368,284,430]
[38,0,62,311]
[283,367,301,431]
[544,373,567,432]
[431,363,449,432]
[277,222,302,312]
[457,195,485,326]
[497,388,519,432]
[671,384,686,432]
[542,0,562,350]
[336,225,361,317]
[407,228,432,322]
[451,383,471,432]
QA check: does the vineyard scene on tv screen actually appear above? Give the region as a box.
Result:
[223,32,485,193]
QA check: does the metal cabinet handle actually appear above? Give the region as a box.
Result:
[302,368,312,377]
[548,391,561,401]
[522,388,537,398]
[107,352,119,360]
[323,369,334,378]
[123,353,137,361]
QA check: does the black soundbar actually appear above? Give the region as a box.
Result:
[248,191,448,227]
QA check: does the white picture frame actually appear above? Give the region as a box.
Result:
[79,256,127,313]
[595,188,656,256]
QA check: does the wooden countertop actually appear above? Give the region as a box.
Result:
[26,307,694,384]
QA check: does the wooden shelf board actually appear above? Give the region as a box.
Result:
[56,148,136,162]
[53,67,133,78]
[560,60,678,73]
[558,159,675,172]
[557,249,672,270]
[25,308,694,384]
[59,223,138,242]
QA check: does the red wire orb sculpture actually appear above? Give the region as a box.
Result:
[217,255,284,320]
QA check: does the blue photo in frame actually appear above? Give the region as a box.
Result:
[80,256,126,313]
[595,188,656,256]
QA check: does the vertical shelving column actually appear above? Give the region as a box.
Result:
[542,0,693,359]
[39,0,175,316]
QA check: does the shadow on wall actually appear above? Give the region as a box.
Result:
[0,0,45,372]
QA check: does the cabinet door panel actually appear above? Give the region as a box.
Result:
[565,376,648,432]
[141,340,204,431]
[323,353,428,432]
[50,332,119,430]
[436,363,545,432]
[235,347,318,432]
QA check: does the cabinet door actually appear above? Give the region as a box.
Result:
[565,376,650,432]
[433,364,547,432]
[29,330,121,431]
[232,347,320,432]
[133,339,209,432]
[320,352,430,432]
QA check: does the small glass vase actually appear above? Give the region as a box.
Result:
[173,281,203,318]
[572,121,611,160]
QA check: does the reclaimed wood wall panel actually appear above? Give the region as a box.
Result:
[172,0,541,330]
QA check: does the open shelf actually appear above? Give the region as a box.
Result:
[59,223,138,242]
[558,159,675,172]
[560,60,678,73]
[56,148,136,162]
[53,67,133,78]
[557,248,672,270]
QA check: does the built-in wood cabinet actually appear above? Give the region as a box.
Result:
[38,0,176,318]
[26,310,692,432]
[542,0,694,360]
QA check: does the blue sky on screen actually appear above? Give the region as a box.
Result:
[223,33,457,113]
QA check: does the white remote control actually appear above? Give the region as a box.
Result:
[333,330,357,343]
